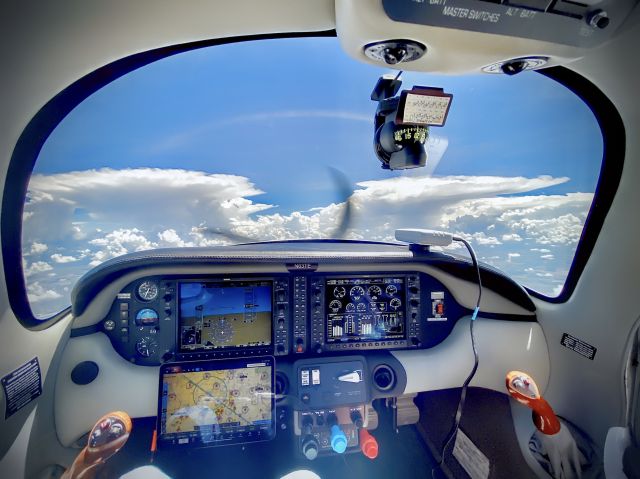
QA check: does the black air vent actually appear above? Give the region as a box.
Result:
[71,361,99,385]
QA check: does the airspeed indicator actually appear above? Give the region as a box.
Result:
[137,281,159,301]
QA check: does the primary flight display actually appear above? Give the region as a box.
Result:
[178,280,272,352]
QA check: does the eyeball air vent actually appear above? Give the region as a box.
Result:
[364,40,427,65]
[482,56,549,74]
[373,364,396,391]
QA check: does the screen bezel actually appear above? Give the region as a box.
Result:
[157,356,276,449]
[177,279,274,353]
[323,274,409,344]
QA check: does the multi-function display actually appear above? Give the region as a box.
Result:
[325,276,406,343]
[157,357,275,448]
[178,281,272,351]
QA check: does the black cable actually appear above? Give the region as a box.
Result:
[432,237,482,478]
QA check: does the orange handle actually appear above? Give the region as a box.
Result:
[506,371,560,435]
[359,428,379,459]
[62,411,132,479]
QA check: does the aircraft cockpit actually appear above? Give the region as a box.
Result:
[1,1,640,478]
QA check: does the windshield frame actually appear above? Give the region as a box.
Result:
[2,32,624,329]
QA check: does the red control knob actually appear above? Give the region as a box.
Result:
[359,428,379,459]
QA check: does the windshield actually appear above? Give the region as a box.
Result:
[22,37,603,318]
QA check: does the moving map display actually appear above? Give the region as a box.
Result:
[158,357,275,448]
[179,280,272,351]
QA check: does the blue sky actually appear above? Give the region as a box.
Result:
[23,37,603,316]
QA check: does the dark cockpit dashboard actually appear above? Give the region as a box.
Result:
[60,240,541,462]
[70,240,535,366]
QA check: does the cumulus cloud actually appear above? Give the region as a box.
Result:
[22,168,594,314]
[27,281,62,303]
[158,229,192,247]
[502,233,523,242]
[29,242,48,254]
[25,261,53,277]
[88,228,157,266]
[51,253,79,263]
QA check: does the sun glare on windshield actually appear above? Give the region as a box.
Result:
[22,37,603,318]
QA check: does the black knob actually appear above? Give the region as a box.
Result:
[326,413,338,428]
[314,344,323,354]
[316,415,325,426]
[277,344,285,353]
[296,337,304,345]
[301,435,319,460]
[302,414,314,431]
[409,286,419,294]
[350,410,364,428]
[411,337,421,347]
[410,299,420,307]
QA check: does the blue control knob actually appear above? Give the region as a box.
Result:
[330,425,347,454]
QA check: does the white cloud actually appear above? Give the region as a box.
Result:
[158,229,193,247]
[541,254,555,260]
[25,261,53,277]
[27,281,62,303]
[88,228,156,266]
[25,168,271,243]
[51,253,79,263]
[502,233,523,242]
[30,242,48,254]
[22,168,594,312]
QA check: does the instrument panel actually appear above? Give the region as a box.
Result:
[100,271,467,366]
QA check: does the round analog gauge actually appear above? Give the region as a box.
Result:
[386,284,398,296]
[135,337,158,358]
[137,281,159,301]
[333,286,346,299]
[368,285,382,297]
[390,298,402,310]
[357,303,367,312]
[350,286,365,300]
[135,308,159,327]
[329,300,342,312]
[345,303,355,313]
